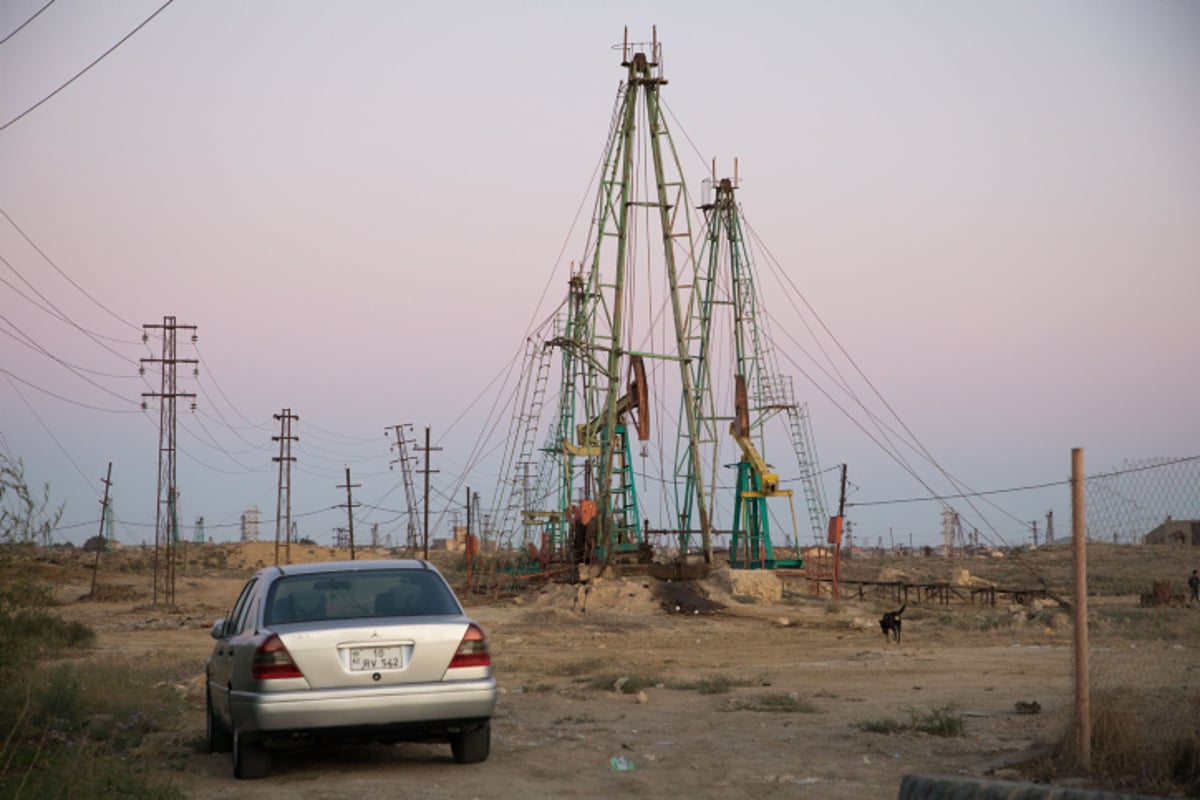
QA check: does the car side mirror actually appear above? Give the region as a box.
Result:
[210,619,226,639]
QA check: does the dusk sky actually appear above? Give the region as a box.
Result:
[2,1,1198,553]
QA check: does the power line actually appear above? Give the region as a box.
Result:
[0,314,137,380]
[844,456,1200,509]
[847,478,1071,508]
[0,253,140,361]
[3,372,98,486]
[0,207,142,336]
[193,344,271,430]
[0,0,175,131]
[0,0,55,46]
[0,367,138,413]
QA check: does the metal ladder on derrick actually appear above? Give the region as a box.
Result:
[499,332,555,547]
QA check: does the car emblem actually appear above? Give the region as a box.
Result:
[371,629,380,638]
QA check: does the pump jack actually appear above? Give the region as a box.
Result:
[729,375,803,569]
[563,356,651,564]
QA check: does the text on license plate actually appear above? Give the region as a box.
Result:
[349,646,404,671]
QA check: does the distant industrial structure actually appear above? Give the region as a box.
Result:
[1143,518,1200,546]
[240,505,260,542]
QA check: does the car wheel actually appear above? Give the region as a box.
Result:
[451,721,491,764]
[233,730,270,779]
[206,689,232,754]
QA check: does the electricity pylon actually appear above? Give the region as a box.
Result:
[141,316,196,605]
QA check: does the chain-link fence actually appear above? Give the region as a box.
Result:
[1085,456,1200,543]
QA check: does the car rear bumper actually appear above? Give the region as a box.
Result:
[230,678,496,733]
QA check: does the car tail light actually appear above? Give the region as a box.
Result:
[252,634,303,679]
[448,623,491,669]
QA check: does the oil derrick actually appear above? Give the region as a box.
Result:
[548,29,710,565]
[140,316,197,606]
[491,30,831,578]
[687,170,827,567]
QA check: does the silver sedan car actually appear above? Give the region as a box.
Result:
[205,559,496,779]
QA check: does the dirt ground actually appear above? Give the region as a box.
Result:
[41,541,1200,798]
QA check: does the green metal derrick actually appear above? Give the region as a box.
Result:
[543,32,713,566]
[492,30,829,576]
[689,178,806,569]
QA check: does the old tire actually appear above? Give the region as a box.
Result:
[451,721,491,764]
[206,689,232,754]
[233,730,270,779]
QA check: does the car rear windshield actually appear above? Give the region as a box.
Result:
[265,568,461,625]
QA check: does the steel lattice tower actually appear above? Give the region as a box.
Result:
[565,31,712,561]
[141,316,196,605]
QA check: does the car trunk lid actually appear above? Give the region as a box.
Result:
[276,618,472,689]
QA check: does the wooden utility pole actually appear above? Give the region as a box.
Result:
[465,486,473,582]
[337,467,361,560]
[414,427,441,560]
[272,409,298,565]
[90,463,113,597]
[1072,447,1091,771]
[830,463,847,598]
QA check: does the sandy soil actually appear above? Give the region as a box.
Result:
[41,541,1199,799]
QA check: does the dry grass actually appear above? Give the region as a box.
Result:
[857,704,966,737]
[1042,689,1200,796]
[723,692,818,713]
[0,615,186,797]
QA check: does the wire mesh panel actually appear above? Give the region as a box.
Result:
[1085,457,1200,543]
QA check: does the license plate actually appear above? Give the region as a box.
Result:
[348,646,404,671]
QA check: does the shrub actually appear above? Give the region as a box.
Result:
[586,672,663,693]
[911,704,965,737]
[857,704,965,737]
[671,673,753,695]
[724,693,818,713]
[857,716,907,734]
[37,664,84,730]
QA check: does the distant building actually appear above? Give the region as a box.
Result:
[241,506,260,542]
[1143,519,1200,546]
[444,526,469,552]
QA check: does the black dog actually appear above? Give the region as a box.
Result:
[880,603,906,643]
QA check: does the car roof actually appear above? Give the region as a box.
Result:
[264,559,438,578]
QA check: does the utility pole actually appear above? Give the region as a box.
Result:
[829,463,848,598]
[337,467,361,560]
[90,463,113,597]
[141,316,197,606]
[1071,447,1090,771]
[1046,510,1055,544]
[414,427,441,560]
[273,409,298,565]
[464,486,474,583]
[1032,520,1040,548]
[387,424,421,554]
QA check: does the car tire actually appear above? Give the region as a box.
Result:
[451,721,491,764]
[233,730,270,779]
[206,689,232,754]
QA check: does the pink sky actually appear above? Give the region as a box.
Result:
[2,1,1198,550]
